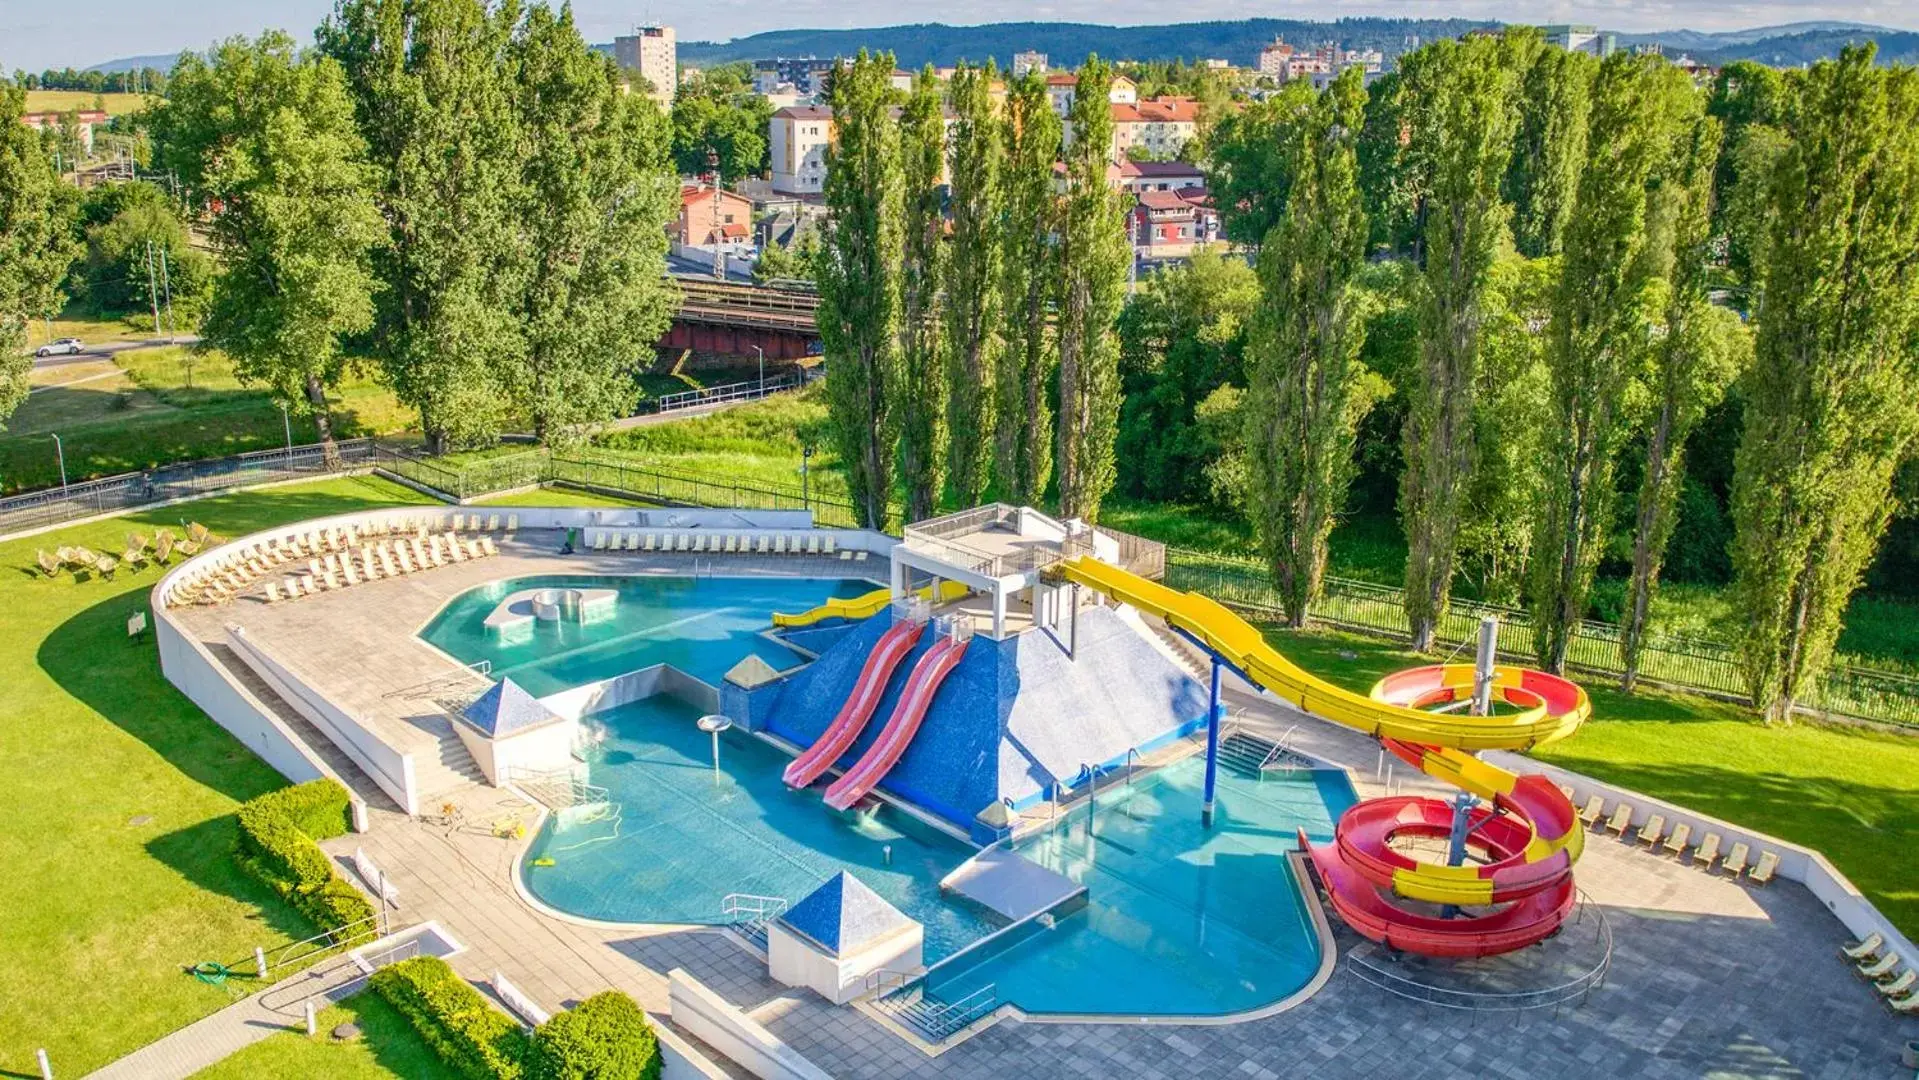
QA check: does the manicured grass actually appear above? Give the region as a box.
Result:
[1260,624,1919,937]
[472,484,656,508]
[19,309,148,350]
[592,387,850,502]
[1,345,414,493]
[23,90,151,116]
[0,475,437,1077]
[187,990,460,1080]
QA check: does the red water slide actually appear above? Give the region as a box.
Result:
[783,619,924,789]
[823,635,970,811]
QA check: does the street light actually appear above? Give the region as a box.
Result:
[281,405,293,459]
[801,443,814,509]
[51,433,67,492]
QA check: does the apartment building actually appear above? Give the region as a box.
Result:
[613,25,676,108]
[769,106,834,195]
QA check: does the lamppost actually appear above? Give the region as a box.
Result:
[51,433,67,492]
[281,405,293,459]
[705,149,724,280]
[801,444,814,509]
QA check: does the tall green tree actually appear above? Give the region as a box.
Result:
[670,68,772,182]
[1355,72,1418,255]
[995,72,1060,506]
[320,0,526,452]
[506,5,677,443]
[1729,47,1919,720]
[1623,113,1747,689]
[75,182,213,328]
[1054,56,1131,524]
[1706,60,1787,290]
[1530,54,1699,673]
[155,34,386,459]
[1506,45,1595,258]
[1396,33,1525,652]
[815,52,903,530]
[1204,81,1313,251]
[0,84,79,427]
[896,67,948,523]
[1244,68,1383,627]
[943,61,1002,509]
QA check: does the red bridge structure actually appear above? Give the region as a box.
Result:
[662,276,820,361]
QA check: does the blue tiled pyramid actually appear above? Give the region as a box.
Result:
[776,870,912,957]
[460,677,559,737]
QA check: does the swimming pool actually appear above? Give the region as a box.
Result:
[920,761,1355,1017]
[520,696,999,960]
[419,574,876,696]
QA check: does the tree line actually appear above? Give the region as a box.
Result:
[1130,34,1919,719]
[12,66,169,96]
[813,52,1132,532]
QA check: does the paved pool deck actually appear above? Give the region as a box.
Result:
[310,662,1917,1079]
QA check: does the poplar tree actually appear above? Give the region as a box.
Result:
[995,72,1060,506]
[1623,111,1746,690]
[943,61,1002,509]
[1244,68,1382,627]
[155,34,385,463]
[0,84,78,428]
[1054,56,1132,524]
[897,67,948,523]
[506,5,678,444]
[1397,34,1525,652]
[320,0,526,452]
[815,52,903,530]
[1730,47,1919,720]
[1531,54,1698,674]
[1506,45,1596,259]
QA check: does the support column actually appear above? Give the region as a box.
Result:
[1202,657,1223,827]
[889,554,907,603]
[992,586,1006,640]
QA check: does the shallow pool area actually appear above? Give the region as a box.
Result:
[419,574,876,696]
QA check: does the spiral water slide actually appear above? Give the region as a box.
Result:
[1056,556,1591,958]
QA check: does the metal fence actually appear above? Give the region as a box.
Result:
[1164,547,1919,728]
[0,439,375,539]
[653,373,803,413]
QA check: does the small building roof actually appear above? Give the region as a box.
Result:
[776,871,913,956]
[460,677,561,738]
[1119,160,1206,179]
[774,105,834,120]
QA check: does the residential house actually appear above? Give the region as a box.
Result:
[1116,159,1207,194]
[1047,73,1137,118]
[770,106,834,195]
[675,183,757,261]
[1257,38,1295,75]
[1131,187,1219,260]
[21,109,107,155]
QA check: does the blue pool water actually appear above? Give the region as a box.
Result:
[418,574,876,696]
[521,696,999,960]
[922,760,1356,1017]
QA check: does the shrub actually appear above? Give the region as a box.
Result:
[531,991,661,1080]
[234,779,373,937]
[372,956,532,1080]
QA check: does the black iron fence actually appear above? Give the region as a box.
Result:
[0,439,374,539]
[1164,547,1919,729]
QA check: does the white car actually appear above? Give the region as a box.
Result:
[35,338,83,358]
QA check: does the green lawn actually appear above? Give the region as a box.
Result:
[187,991,458,1080]
[472,484,656,508]
[23,90,151,116]
[1263,624,1919,937]
[0,475,436,1077]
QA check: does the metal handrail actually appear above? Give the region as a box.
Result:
[1257,725,1299,772]
[654,373,803,413]
[720,893,788,921]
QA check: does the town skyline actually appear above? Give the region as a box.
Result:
[6,3,1916,72]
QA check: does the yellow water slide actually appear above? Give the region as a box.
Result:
[771,580,970,628]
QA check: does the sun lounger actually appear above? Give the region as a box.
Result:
[724,535,738,553]
[1602,803,1633,836]
[1877,970,1916,998]
[343,560,360,585]
[622,532,637,551]
[263,581,282,603]
[1691,832,1722,869]
[480,537,497,556]
[1844,933,1888,963]
[773,534,786,554]
[644,533,658,552]
[1722,841,1752,877]
[853,550,868,561]
[1661,822,1692,857]
[380,549,398,577]
[1635,814,1666,848]
[807,534,821,555]
[506,514,519,533]
[1858,952,1902,980]
[1749,850,1779,885]
[823,535,838,555]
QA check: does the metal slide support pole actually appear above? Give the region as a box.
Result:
[1202,657,1223,827]
[1471,615,1498,716]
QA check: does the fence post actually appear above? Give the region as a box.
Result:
[255,946,268,979]
[304,999,317,1035]
[36,1048,51,1080]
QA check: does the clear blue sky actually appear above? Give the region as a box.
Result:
[3,0,1912,72]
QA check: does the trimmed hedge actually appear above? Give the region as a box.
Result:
[531,991,662,1080]
[371,956,533,1080]
[234,779,375,937]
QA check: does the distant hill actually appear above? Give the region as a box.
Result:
[677,18,1492,70]
[84,53,184,74]
[678,18,1919,71]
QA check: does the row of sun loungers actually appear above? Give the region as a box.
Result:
[1572,790,1780,885]
[1840,933,1919,1014]
[589,530,867,560]
[261,532,497,602]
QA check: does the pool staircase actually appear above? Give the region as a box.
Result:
[720,893,787,950]
[507,766,610,812]
[1217,729,1306,778]
[870,978,1000,1043]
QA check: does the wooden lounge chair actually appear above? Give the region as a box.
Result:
[807,534,821,555]
[1691,832,1722,869]
[1722,841,1752,877]
[154,531,175,565]
[773,534,786,555]
[1876,970,1916,998]
[505,514,518,533]
[1635,814,1666,848]
[94,555,119,579]
[1747,850,1780,886]
[480,537,497,556]
[1661,821,1692,857]
[36,550,60,577]
[1602,803,1633,836]
[823,535,838,555]
[1858,952,1902,980]
[724,535,738,553]
[1843,932,1883,962]
[263,581,282,603]
[343,560,360,585]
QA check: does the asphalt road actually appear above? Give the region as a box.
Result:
[29,335,200,369]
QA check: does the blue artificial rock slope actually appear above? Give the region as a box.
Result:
[764,606,1207,830]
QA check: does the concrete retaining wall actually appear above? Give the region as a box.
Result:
[666,969,831,1080]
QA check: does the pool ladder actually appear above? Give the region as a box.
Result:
[721,893,787,949]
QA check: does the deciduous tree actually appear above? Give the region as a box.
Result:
[995,72,1060,506]
[814,52,903,529]
[1506,45,1595,258]
[897,67,948,523]
[1730,47,1919,720]
[0,84,79,427]
[1244,68,1383,627]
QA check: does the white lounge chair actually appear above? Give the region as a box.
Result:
[773,534,787,555]
[506,514,519,533]
[591,532,608,551]
[1750,850,1779,885]
[1691,832,1722,869]
[263,581,282,603]
[1661,821,1692,857]
[1846,933,1888,962]
[1578,795,1604,828]
[480,537,498,556]
[724,535,738,553]
[756,535,769,553]
[1635,815,1666,848]
[806,534,821,555]
[1722,842,1752,877]
[644,533,658,552]
[823,535,837,555]
[1859,952,1903,980]
[486,514,501,532]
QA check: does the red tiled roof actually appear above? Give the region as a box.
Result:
[1118,160,1206,179]
[1046,74,1078,86]
[1113,97,1199,124]
[1137,190,1192,211]
[773,106,834,120]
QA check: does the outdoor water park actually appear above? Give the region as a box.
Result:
[121,494,1919,1077]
